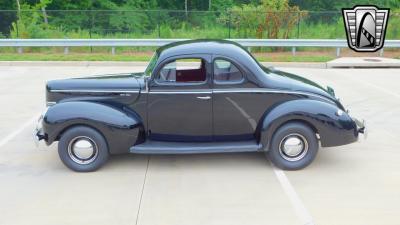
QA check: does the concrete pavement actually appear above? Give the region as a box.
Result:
[0,65,399,225]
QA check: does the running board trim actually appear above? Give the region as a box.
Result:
[130,140,262,154]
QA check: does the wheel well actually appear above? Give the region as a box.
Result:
[260,118,321,151]
[55,124,109,150]
[274,119,319,139]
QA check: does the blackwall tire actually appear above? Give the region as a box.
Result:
[267,122,318,170]
[58,126,109,172]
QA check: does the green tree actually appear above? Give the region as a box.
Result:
[0,0,16,37]
[218,0,305,38]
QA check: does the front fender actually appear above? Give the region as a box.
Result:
[43,101,143,154]
[259,99,358,150]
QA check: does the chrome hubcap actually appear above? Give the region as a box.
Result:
[279,133,308,161]
[283,137,303,156]
[68,136,98,165]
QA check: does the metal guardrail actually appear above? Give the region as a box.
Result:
[1,39,399,56]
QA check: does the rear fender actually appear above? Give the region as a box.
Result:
[43,101,143,154]
[258,99,357,150]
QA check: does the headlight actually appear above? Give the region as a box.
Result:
[336,109,344,116]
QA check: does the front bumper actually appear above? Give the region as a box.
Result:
[353,117,367,139]
[33,108,48,146]
[33,115,45,146]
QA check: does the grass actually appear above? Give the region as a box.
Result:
[0,53,334,62]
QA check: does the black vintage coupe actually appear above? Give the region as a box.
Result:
[35,40,366,172]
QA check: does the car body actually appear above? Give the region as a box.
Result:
[34,39,366,172]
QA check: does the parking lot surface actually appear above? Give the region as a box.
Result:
[0,65,399,225]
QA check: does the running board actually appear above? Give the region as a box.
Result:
[130,140,262,154]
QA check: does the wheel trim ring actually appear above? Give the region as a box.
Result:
[67,136,99,165]
[278,133,309,162]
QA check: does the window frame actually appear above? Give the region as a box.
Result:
[212,57,245,85]
[153,56,209,86]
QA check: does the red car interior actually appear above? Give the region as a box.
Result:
[176,60,206,82]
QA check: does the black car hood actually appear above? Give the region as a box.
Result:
[267,68,336,101]
[46,73,143,92]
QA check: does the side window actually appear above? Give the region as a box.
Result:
[213,59,244,83]
[158,58,206,83]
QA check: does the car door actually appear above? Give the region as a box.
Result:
[147,54,213,142]
[212,57,259,141]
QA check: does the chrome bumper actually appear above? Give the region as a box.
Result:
[34,108,48,147]
[33,115,45,147]
[353,117,367,139]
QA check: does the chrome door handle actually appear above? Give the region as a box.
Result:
[197,96,211,100]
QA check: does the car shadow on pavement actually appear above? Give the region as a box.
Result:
[105,152,273,171]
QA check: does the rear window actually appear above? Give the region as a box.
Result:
[213,59,243,83]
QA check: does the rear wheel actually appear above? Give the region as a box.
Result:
[267,122,318,170]
[58,126,109,172]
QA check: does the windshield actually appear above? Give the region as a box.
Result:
[144,53,159,77]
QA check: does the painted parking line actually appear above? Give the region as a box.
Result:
[0,115,39,148]
[226,94,314,225]
[135,156,150,225]
[272,164,314,225]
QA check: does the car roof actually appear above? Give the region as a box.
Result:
[156,39,252,61]
[154,39,268,82]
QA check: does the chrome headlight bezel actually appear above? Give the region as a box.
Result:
[336,109,344,116]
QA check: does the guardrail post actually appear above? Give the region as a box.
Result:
[292,47,296,56]
[336,47,341,57]
[111,47,116,55]
[64,47,69,55]
[17,47,23,54]
[379,48,384,57]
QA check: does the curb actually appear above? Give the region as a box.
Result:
[326,57,400,68]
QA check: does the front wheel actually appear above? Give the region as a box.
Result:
[267,122,318,170]
[58,126,109,172]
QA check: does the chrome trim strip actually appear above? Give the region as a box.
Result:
[50,89,139,93]
[147,88,335,104]
[46,101,56,107]
[149,91,212,94]
[212,88,305,94]
[51,88,335,104]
